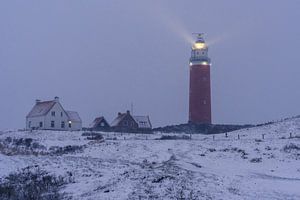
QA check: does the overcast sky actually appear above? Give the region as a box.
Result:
[0,0,300,129]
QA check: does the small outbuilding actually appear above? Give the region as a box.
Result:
[90,116,110,131]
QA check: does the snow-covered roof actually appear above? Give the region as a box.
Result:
[111,113,127,127]
[27,101,56,118]
[66,111,82,123]
[133,116,152,129]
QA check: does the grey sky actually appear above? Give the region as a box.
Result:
[0,0,299,129]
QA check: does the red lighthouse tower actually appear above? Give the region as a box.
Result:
[189,34,212,124]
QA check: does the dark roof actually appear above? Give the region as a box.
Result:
[26,101,56,118]
[111,113,127,127]
[91,117,109,128]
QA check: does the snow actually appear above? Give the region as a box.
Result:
[0,117,300,199]
[133,116,152,129]
[66,111,82,122]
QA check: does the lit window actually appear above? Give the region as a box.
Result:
[68,121,72,128]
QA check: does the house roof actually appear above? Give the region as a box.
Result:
[111,113,127,127]
[91,117,108,128]
[133,116,152,129]
[26,101,56,118]
[66,111,82,122]
[111,111,152,129]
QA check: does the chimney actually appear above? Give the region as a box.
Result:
[118,112,122,116]
[36,99,41,104]
[54,96,59,103]
[126,110,130,115]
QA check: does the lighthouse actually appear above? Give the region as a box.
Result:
[189,34,212,124]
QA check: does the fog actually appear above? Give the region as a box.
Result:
[0,0,299,129]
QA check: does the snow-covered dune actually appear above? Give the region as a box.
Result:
[0,117,299,199]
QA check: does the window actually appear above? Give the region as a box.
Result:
[29,121,31,128]
[61,112,63,117]
[100,122,105,127]
[61,121,65,128]
[39,122,43,128]
[51,121,55,128]
[68,121,72,128]
[51,111,55,117]
[203,100,207,105]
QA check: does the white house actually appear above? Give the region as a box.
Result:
[26,97,82,131]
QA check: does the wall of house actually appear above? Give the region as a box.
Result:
[44,103,69,130]
[117,115,138,129]
[68,121,82,131]
[26,116,45,130]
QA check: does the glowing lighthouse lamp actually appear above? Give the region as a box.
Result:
[189,33,211,66]
[188,33,212,124]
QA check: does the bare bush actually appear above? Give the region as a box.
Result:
[156,135,191,140]
[49,145,85,155]
[282,143,300,153]
[250,158,262,163]
[0,166,72,200]
[82,132,104,141]
[0,137,46,156]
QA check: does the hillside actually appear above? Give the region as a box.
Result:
[0,117,300,199]
[153,123,253,134]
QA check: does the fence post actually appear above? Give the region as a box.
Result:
[290,132,292,138]
[262,134,265,140]
[213,135,215,140]
[238,134,240,140]
[225,133,228,138]
[190,133,192,140]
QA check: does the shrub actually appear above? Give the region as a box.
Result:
[0,137,46,156]
[82,132,104,141]
[250,158,262,163]
[0,166,71,200]
[207,148,216,152]
[49,145,85,155]
[156,135,190,140]
[283,143,300,153]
